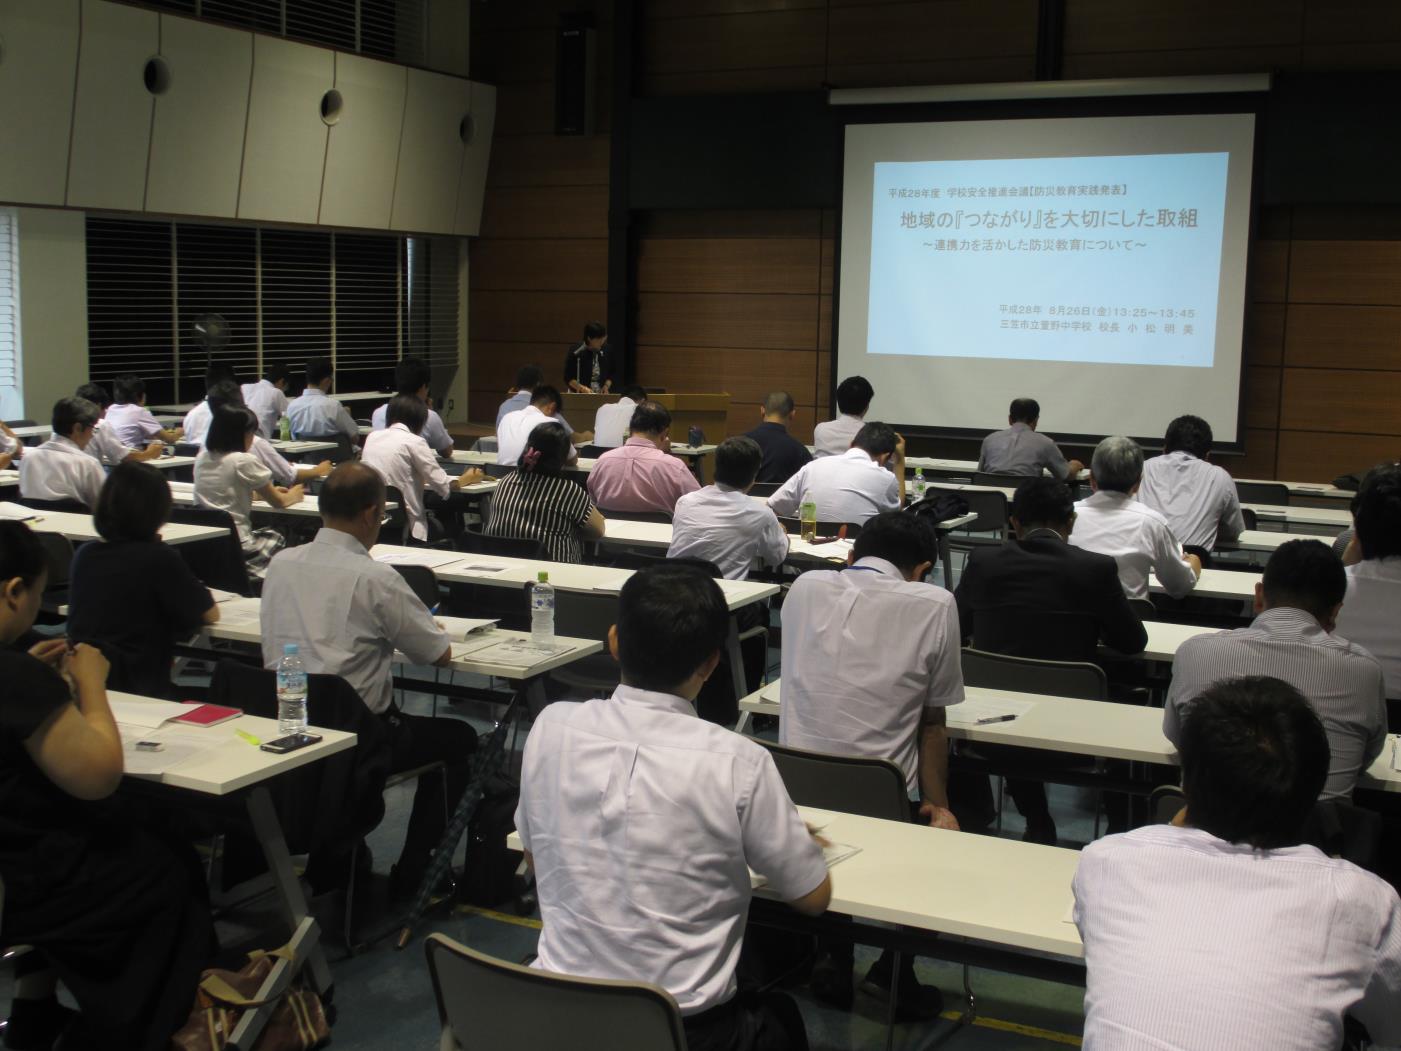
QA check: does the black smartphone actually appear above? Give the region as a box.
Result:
[259,732,323,754]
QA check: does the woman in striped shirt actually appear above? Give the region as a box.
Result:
[484,421,604,563]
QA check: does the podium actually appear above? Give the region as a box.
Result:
[561,392,730,446]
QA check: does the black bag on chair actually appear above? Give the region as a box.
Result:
[906,491,969,523]
[456,775,524,909]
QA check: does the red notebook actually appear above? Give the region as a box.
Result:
[174,702,243,727]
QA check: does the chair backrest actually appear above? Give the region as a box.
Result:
[424,934,687,1051]
[466,527,548,561]
[748,481,782,498]
[961,647,1108,701]
[168,506,252,595]
[553,590,621,644]
[1149,784,1186,825]
[18,496,89,514]
[777,517,863,538]
[1241,507,1258,530]
[973,472,1033,491]
[1303,798,1383,871]
[935,485,1007,535]
[382,484,410,546]
[327,434,358,464]
[34,531,74,590]
[964,607,1105,664]
[1126,597,1156,621]
[756,740,909,822]
[392,563,440,611]
[1235,480,1290,506]
[601,509,672,524]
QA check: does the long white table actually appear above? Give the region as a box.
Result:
[1235,477,1354,503]
[449,449,600,472]
[164,481,397,520]
[0,503,229,545]
[148,454,199,472]
[267,439,337,456]
[113,691,354,1047]
[600,513,978,560]
[1223,529,1339,553]
[1242,502,1351,531]
[1149,566,1258,602]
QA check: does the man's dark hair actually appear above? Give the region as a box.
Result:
[1262,540,1347,623]
[76,382,112,410]
[1011,477,1075,530]
[851,511,936,576]
[113,375,145,404]
[205,363,237,389]
[95,461,172,543]
[394,357,431,396]
[205,405,256,454]
[620,385,647,402]
[617,563,729,693]
[264,363,291,385]
[629,401,671,436]
[852,421,897,459]
[320,461,386,520]
[835,376,875,416]
[1355,462,1401,561]
[514,364,544,391]
[1009,397,1040,424]
[386,393,428,434]
[763,391,795,417]
[582,321,607,342]
[306,358,334,387]
[530,384,562,411]
[1163,414,1213,459]
[205,380,245,414]
[0,520,47,588]
[1179,676,1330,849]
[53,397,100,437]
[714,436,762,489]
[519,422,572,474]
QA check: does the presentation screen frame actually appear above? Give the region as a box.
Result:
[829,91,1268,454]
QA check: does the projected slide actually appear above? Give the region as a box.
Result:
[869,152,1229,368]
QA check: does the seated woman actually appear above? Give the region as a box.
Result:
[68,461,220,697]
[194,404,303,578]
[484,421,604,563]
[0,521,213,1051]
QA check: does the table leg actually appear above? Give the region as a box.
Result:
[726,616,747,706]
[937,530,954,589]
[734,710,752,735]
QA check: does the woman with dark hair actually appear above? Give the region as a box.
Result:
[194,404,303,578]
[68,461,220,697]
[0,520,213,1050]
[484,421,604,562]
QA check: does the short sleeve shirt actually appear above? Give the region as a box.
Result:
[193,449,273,544]
[485,470,595,563]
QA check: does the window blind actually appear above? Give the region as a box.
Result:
[176,223,258,402]
[332,232,401,395]
[0,210,21,420]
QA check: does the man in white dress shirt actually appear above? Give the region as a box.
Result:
[240,364,291,439]
[1335,463,1401,713]
[180,364,239,446]
[977,397,1083,479]
[106,375,182,448]
[0,422,19,471]
[286,358,359,442]
[516,563,831,1051]
[362,395,483,543]
[75,383,164,465]
[591,384,646,449]
[1075,676,1401,1050]
[1138,414,1244,555]
[260,463,476,895]
[812,376,873,457]
[1069,435,1200,600]
[1164,539,1387,800]
[669,436,789,580]
[768,421,904,526]
[779,510,962,1017]
[495,364,585,443]
[496,385,575,467]
[369,358,454,456]
[18,397,108,509]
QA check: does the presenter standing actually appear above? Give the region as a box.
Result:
[564,321,615,394]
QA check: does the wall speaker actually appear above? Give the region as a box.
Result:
[554,14,596,136]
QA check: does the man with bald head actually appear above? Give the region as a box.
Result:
[260,462,476,894]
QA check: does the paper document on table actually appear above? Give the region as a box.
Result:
[208,587,243,604]
[374,551,464,570]
[751,843,861,890]
[457,561,510,573]
[1391,736,1400,772]
[460,636,574,665]
[436,616,499,640]
[0,502,38,521]
[946,696,1037,726]
[109,697,190,729]
[118,722,229,776]
[791,537,853,561]
[759,682,782,707]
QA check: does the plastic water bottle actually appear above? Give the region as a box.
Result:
[913,467,927,502]
[799,501,818,543]
[276,643,308,735]
[278,415,292,441]
[531,571,555,642]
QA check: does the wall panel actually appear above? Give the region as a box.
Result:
[469,290,609,344]
[1288,240,1401,306]
[637,238,821,294]
[319,52,406,229]
[1284,305,1401,370]
[1276,430,1398,481]
[635,345,819,406]
[635,292,819,350]
[391,68,472,234]
[453,82,497,236]
[1280,368,1401,435]
[238,35,331,225]
[0,0,79,206]
[469,239,608,292]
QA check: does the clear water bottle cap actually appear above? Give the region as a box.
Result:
[537,571,549,583]
[283,643,299,655]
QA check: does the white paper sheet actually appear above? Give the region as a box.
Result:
[0,502,39,521]
[435,616,499,640]
[374,550,466,570]
[109,697,189,729]
[118,721,230,775]
[460,636,574,665]
[946,696,1038,727]
[751,843,862,890]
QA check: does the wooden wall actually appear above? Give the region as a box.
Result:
[470,0,1401,480]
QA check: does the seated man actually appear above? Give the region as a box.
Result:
[813,376,874,458]
[745,391,812,485]
[780,511,961,1016]
[977,397,1083,479]
[586,401,699,515]
[106,374,182,448]
[1069,435,1200,601]
[953,477,1149,843]
[669,436,789,580]
[181,364,237,445]
[1165,539,1387,800]
[240,363,291,439]
[18,397,107,509]
[1335,463,1401,716]
[1138,414,1244,555]
[591,384,647,450]
[768,421,904,526]
[1074,676,1401,1049]
[260,463,476,893]
[496,364,585,443]
[286,358,359,442]
[75,383,164,465]
[496,385,574,467]
[0,421,19,471]
[517,563,830,1051]
[370,357,454,456]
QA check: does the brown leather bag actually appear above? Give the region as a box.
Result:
[171,945,329,1051]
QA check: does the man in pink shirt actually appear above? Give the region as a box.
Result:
[586,401,699,516]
